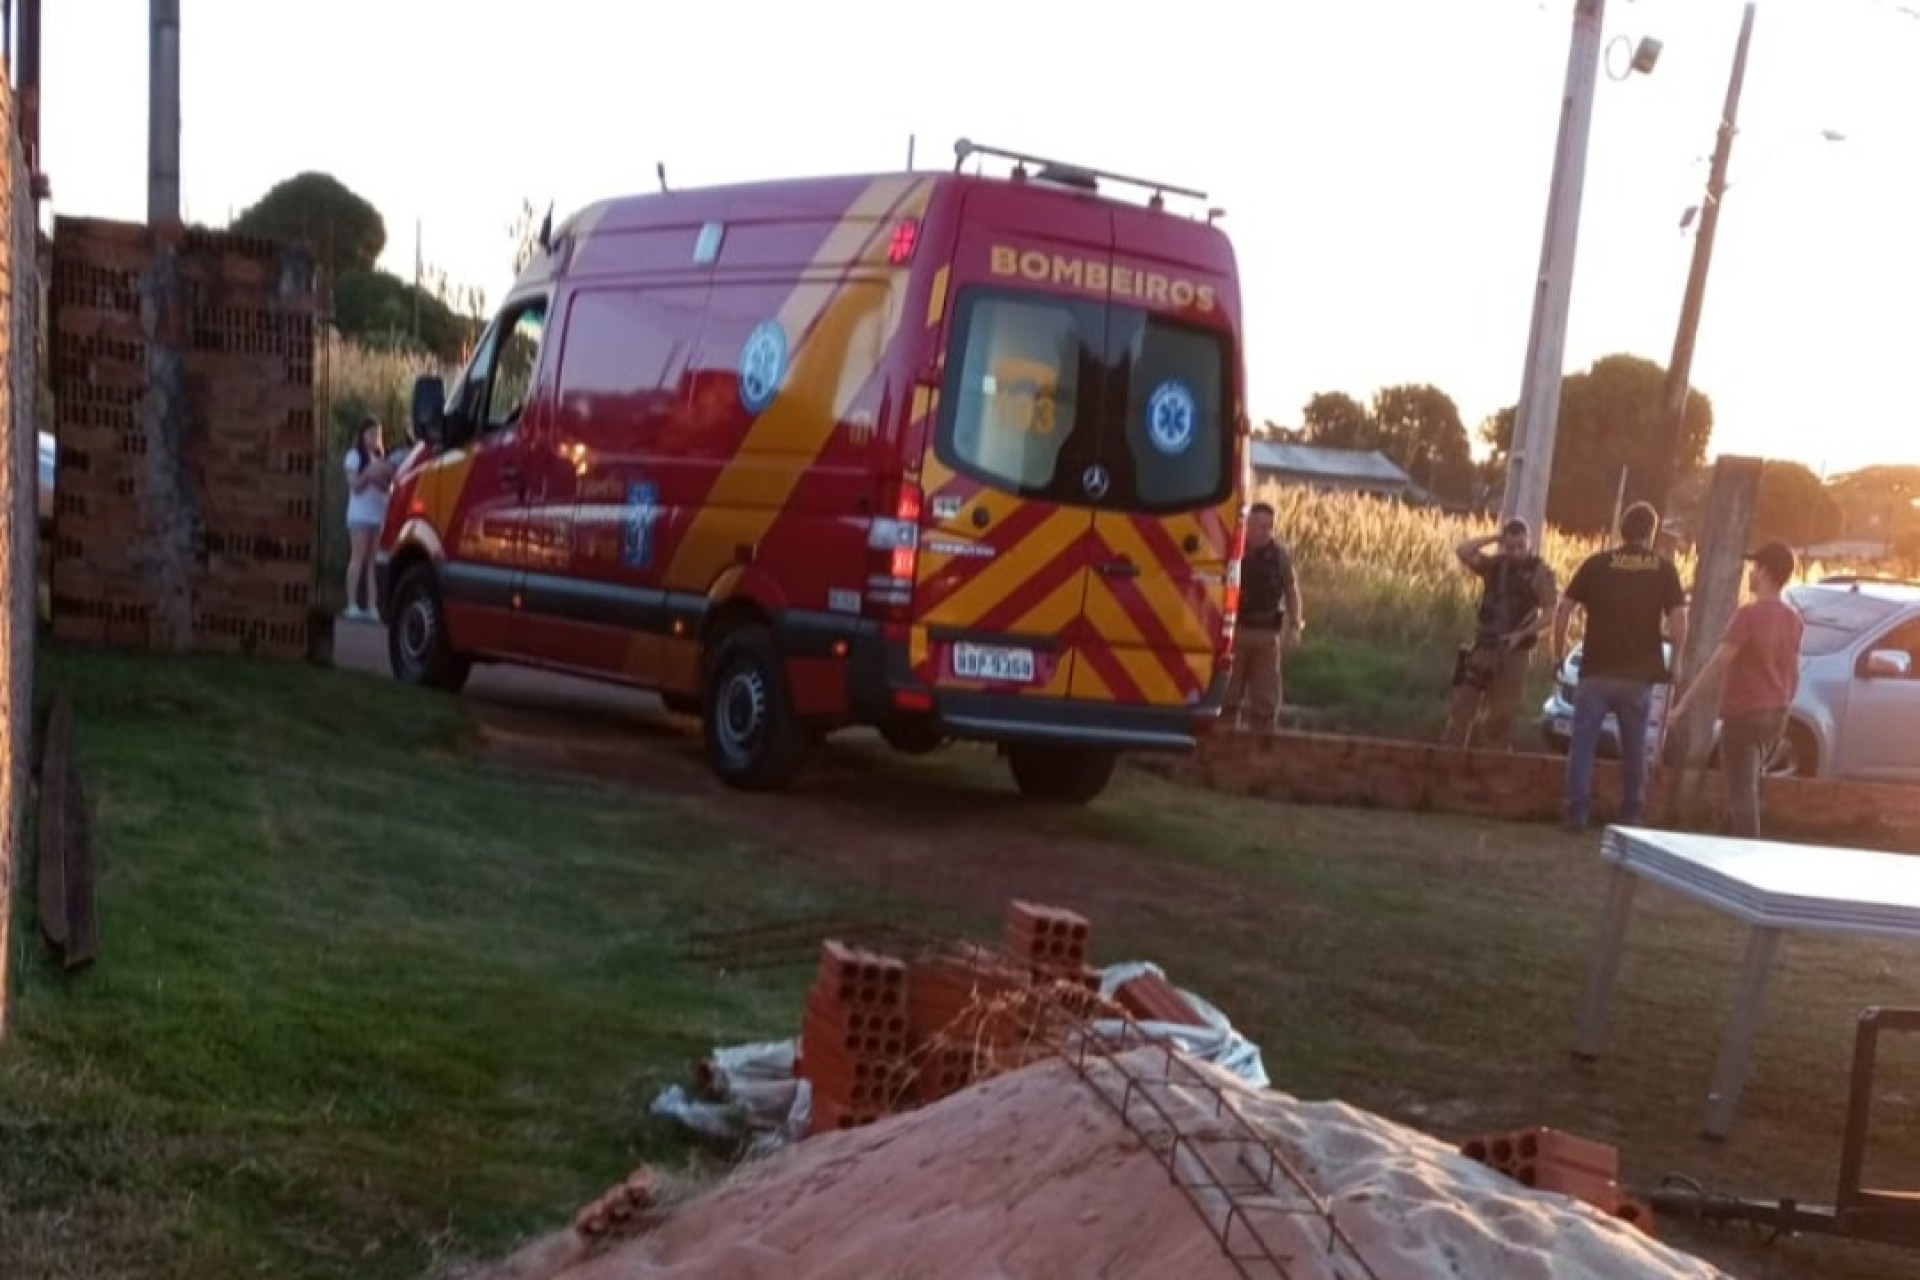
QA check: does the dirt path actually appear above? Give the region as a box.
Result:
[331,621,1270,931]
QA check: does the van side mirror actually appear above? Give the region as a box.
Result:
[1864,648,1913,679]
[411,375,448,445]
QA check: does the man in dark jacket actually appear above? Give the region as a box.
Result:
[1553,501,1690,831]
[1443,517,1558,750]
[1224,501,1303,732]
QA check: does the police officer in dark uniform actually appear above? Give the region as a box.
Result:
[1443,517,1558,750]
[1223,501,1303,731]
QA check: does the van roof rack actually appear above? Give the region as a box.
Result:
[952,138,1208,210]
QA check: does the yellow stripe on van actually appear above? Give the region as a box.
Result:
[926,265,951,329]
[917,508,1082,623]
[665,175,936,587]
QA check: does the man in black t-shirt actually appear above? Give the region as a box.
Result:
[1552,501,1690,831]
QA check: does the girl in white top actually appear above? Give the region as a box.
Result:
[343,416,397,621]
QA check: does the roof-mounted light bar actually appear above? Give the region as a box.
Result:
[952,137,1208,207]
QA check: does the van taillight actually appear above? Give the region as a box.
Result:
[866,480,924,620]
[887,219,920,265]
[1221,511,1249,660]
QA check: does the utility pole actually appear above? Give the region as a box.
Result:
[1636,1,1758,513]
[1502,0,1607,539]
[148,0,181,228]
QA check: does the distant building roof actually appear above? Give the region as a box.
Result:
[1249,441,1413,488]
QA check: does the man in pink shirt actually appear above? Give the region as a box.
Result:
[1671,540,1805,838]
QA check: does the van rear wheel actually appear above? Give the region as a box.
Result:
[1007,743,1116,805]
[703,625,808,792]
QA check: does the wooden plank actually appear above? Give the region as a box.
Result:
[36,690,73,954]
[62,744,98,972]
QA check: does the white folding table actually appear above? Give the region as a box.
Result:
[1573,826,1920,1140]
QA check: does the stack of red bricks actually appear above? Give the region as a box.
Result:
[179,226,319,660]
[1003,900,1105,1014]
[905,940,1030,1106]
[47,218,154,646]
[802,941,914,1135]
[802,901,1128,1135]
[48,217,318,661]
[1460,1126,1654,1236]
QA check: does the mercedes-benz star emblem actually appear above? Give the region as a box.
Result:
[1082,464,1110,500]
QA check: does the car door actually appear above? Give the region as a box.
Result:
[1837,615,1920,782]
[436,298,551,659]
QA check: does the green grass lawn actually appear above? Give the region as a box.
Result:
[2,648,873,1280]
[7,644,1920,1280]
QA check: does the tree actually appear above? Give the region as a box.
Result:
[1369,383,1473,499]
[1481,354,1714,534]
[1300,391,1372,449]
[332,271,472,364]
[1752,461,1843,548]
[508,198,547,276]
[1828,466,1920,543]
[233,172,386,285]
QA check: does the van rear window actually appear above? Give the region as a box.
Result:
[937,287,1232,513]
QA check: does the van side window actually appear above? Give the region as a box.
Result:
[483,304,549,434]
[555,286,705,452]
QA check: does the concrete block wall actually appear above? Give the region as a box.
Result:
[48,218,318,661]
[1155,731,1920,851]
[0,69,43,1036]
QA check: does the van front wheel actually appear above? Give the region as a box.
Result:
[703,626,808,791]
[388,565,471,693]
[1007,743,1117,805]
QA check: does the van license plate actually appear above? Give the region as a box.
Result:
[952,643,1037,684]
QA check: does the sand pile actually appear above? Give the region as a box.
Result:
[477,1046,1733,1280]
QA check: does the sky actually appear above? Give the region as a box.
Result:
[33,0,1920,477]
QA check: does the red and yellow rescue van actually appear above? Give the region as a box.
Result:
[378,140,1250,803]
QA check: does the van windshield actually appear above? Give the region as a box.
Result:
[936,287,1233,513]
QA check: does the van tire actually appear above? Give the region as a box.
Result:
[388,565,471,693]
[1007,743,1117,805]
[703,626,808,791]
[879,719,948,757]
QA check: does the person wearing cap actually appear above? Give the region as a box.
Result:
[1553,501,1690,831]
[1443,517,1558,749]
[1670,540,1805,838]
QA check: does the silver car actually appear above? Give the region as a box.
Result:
[38,429,54,532]
[1540,578,1920,782]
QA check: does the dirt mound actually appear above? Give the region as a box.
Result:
[475,1047,1731,1280]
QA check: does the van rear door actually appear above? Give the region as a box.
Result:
[1072,280,1239,709]
[911,201,1115,703]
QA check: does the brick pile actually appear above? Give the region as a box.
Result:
[800,900,1204,1136]
[48,217,318,660]
[1461,1126,1655,1235]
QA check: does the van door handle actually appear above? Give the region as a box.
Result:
[1097,559,1140,578]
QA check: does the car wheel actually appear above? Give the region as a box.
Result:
[1007,744,1117,805]
[388,565,472,693]
[702,625,808,792]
